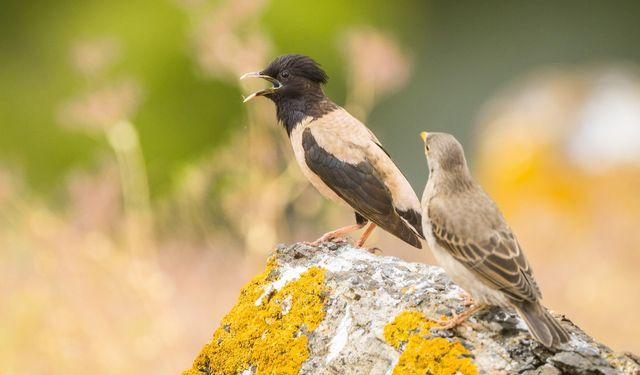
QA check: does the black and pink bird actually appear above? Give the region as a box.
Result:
[241,54,423,250]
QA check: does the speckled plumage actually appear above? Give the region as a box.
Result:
[420,132,569,347]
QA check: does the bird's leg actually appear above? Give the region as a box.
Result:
[459,292,474,307]
[355,223,381,253]
[431,303,488,331]
[356,223,377,247]
[305,223,365,246]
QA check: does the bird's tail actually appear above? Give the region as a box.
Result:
[516,301,569,348]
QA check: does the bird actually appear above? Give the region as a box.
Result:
[419,131,569,347]
[240,54,424,250]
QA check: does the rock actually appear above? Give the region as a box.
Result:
[184,242,640,375]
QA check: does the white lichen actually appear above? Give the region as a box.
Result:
[569,334,600,356]
[326,306,352,363]
[515,317,529,331]
[255,266,308,306]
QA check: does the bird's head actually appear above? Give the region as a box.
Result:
[420,132,469,174]
[240,54,328,103]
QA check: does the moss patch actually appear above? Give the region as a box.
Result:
[184,261,327,375]
[384,311,478,375]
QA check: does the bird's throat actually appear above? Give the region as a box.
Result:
[275,98,307,136]
[274,94,337,136]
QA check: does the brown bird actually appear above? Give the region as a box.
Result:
[420,131,569,347]
[241,54,423,250]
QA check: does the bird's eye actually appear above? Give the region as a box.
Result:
[280,70,289,78]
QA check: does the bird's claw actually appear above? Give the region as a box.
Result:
[331,236,350,244]
[364,246,382,254]
[460,293,474,307]
[430,304,486,331]
[303,236,349,247]
[431,319,461,331]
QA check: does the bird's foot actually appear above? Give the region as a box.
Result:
[431,304,487,331]
[302,236,350,247]
[305,224,364,247]
[459,292,474,307]
[355,223,377,248]
[363,246,383,254]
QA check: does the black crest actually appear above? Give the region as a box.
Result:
[263,54,329,84]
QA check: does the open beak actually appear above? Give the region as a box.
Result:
[240,71,282,102]
[420,131,429,143]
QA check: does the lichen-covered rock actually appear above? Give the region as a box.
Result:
[185,242,640,375]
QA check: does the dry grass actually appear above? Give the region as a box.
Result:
[0,174,265,373]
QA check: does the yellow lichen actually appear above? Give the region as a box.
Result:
[384,311,478,375]
[183,261,327,375]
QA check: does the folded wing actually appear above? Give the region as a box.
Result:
[428,196,541,303]
[302,127,422,248]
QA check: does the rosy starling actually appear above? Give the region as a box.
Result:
[420,131,569,347]
[241,54,423,250]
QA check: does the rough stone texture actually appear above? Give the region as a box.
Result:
[187,242,640,375]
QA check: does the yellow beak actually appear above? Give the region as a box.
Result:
[420,131,428,143]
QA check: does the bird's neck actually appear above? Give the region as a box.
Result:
[431,166,476,195]
[274,91,337,136]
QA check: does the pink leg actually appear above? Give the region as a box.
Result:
[305,223,364,246]
[431,303,487,331]
[356,223,377,247]
[460,292,474,307]
[356,223,382,253]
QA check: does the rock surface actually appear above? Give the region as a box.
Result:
[184,242,640,375]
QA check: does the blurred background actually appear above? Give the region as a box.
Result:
[2,0,640,373]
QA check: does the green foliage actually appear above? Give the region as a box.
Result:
[0,0,421,197]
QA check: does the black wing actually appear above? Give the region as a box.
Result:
[302,128,422,248]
